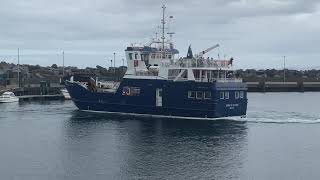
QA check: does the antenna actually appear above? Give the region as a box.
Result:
[167,15,175,41]
[167,32,175,41]
[161,4,166,59]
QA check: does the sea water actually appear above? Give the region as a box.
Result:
[0,93,320,179]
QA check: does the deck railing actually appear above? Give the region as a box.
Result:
[167,76,242,82]
[161,58,231,69]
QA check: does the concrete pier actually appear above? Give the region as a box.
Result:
[18,94,64,101]
[246,81,320,92]
[2,81,320,96]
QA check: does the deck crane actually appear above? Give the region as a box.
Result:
[196,44,220,58]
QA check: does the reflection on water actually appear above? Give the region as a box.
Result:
[62,111,248,179]
[2,93,320,179]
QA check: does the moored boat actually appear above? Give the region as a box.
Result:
[0,92,19,103]
[65,5,247,119]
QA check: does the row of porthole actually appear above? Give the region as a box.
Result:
[220,91,244,100]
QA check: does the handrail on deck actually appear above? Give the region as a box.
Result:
[162,58,231,69]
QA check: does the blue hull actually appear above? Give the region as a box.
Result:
[65,79,247,119]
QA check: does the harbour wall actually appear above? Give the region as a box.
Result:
[246,81,320,92]
[2,81,320,95]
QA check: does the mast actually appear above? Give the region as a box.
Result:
[161,4,166,59]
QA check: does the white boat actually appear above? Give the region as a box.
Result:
[60,88,71,100]
[0,92,19,103]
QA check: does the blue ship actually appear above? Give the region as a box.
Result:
[65,5,248,119]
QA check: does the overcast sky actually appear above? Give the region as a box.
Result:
[0,0,319,69]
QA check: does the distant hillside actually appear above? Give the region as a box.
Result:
[1,61,320,87]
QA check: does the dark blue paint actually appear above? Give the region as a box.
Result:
[65,79,247,118]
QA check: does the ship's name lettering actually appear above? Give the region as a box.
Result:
[226,104,239,108]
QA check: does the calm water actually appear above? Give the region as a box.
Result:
[1,93,320,179]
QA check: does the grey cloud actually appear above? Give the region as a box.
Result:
[0,0,320,69]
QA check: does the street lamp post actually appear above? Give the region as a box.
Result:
[113,53,116,81]
[113,53,116,68]
[17,48,20,88]
[62,51,65,77]
[283,56,286,83]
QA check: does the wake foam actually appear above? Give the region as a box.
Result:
[228,116,320,124]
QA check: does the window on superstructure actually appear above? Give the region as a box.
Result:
[240,91,244,99]
[235,91,240,99]
[135,53,138,60]
[168,54,172,59]
[225,92,229,99]
[129,53,133,60]
[151,54,156,59]
[188,91,195,99]
[196,91,203,99]
[220,92,224,99]
[204,92,211,99]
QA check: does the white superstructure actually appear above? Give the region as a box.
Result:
[123,5,241,83]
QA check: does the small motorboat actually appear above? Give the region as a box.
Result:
[0,92,19,103]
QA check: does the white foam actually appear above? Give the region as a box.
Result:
[82,110,320,124]
[228,116,320,124]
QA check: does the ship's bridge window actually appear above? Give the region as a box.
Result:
[129,53,133,60]
[196,91,203,99]
[141,54,149,61]
[151,54,156,59]
[188,91,195,99]
[225,92,229,99]
[240,91,244,99]
[220,92,224,99]
[204,91,211,99]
